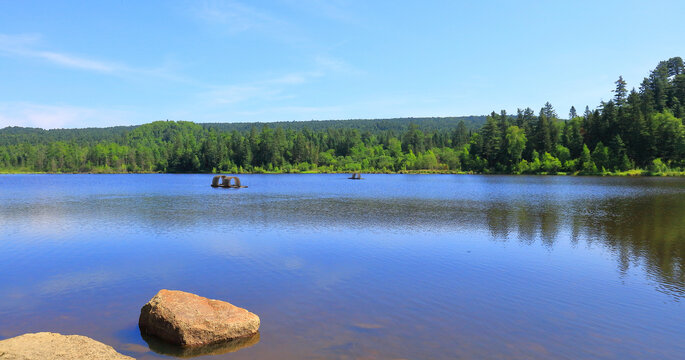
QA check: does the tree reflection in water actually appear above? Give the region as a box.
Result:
[483,192,685,297]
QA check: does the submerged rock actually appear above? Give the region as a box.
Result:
[138,289,260,347]
[141,330,259,358]
[0,332,134,360]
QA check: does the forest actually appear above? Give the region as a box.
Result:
[1,58,684,175]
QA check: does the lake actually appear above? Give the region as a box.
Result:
[0,174,684,359]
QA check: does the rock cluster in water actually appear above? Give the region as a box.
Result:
[138,289,260,347]
[0,290,259,358]
[0,332,134,360]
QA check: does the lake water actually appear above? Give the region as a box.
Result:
[0,174,684,359]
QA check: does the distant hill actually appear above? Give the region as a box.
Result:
[2,57,683,175]
[202,116,487,133]
[0,116,487,146]
[0,125,134,146]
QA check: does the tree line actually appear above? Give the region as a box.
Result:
[1,57,683,174]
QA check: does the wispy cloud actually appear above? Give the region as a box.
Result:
[0,33,41,48]
[0,33,121,73]
[190,0,316,48]
[193,0,288,34]
[203,85,286,105]
[235,105,344,117]
[0,33,196,84]
[201,54,356,106]
[30,51,118,72]
[314,55,359,74]
[268,73,311,85]
[280,0,358,23]
[0,102,132,129]
[0,28,362,126]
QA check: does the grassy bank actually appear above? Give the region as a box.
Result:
[2,168,684,176]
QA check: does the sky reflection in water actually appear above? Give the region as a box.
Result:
[0,174,684,359]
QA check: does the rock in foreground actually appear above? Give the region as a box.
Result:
[139,289,260,347]
[0,332,134,360]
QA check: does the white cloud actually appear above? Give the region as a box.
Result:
[200,69,322,105]
[0,34,121,73]
[0,102,131,129]
[315,55,359,74]
[280,0,358,23]
[235,105,343,117]
[0,31,363,126]
[32,51,117,72]
[203,85,284,105]
[199,54,356,106]
[0,33,193,84]
[190,0,315,48]
[0,33,41,48]
[193,0,285,34]
[268,73,312,85]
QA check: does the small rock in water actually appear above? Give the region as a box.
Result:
[138,289,260,347]
[0,332,134,360]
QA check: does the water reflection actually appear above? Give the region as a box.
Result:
[1,174,684,359]
[1,175,683,297]
[480,191,685,296]
[141,332,260,358]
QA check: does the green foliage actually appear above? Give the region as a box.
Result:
[1,58,684,175]
[541,152,562,174]
[415,150,440,170]
[592,142,610,171]
[649,158,670,174]
[580,144,598,174]
[505,126,526,165]
[481,115,502,166]
[554,144,571,164]
[202,116,487,135]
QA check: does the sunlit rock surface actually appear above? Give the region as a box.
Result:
[139,289,260,347]
[0,332,134,360]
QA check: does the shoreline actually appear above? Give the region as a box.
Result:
[2,170,684,176]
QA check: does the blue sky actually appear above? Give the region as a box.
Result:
[0,0,684,129]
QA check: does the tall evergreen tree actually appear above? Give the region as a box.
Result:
[613,76,628,105]
[481,115,502,166]
[535,108,553,153]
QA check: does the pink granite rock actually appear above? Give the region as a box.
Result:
[0,332,134,360]
[139,290,260,347]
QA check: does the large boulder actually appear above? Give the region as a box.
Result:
[138,289,260,347]
[0,332,134,360]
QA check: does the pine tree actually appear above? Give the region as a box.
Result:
[451,121,469,149]
[481,115,502,167]
[535,108,553,153]
[613,76,628,105]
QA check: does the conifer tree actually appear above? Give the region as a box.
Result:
[613,76,628,105]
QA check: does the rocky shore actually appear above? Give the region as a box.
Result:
[0,332,134,360]
[0,290,260,359]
